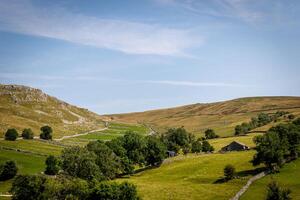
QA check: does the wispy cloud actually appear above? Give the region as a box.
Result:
[142,80,251,87]
[0,72,250,88]
[155,0,295,24]
[0,0,202,56]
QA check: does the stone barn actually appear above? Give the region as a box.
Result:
[220,141,250,152]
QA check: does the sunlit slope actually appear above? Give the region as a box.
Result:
[108,97,300,137]
[0,84,105,138]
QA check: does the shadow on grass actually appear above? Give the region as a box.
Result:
[117,165,161,179]
[213,167,266,184]
[236,167,266,177]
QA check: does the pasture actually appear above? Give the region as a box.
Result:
[241,159,300,200]
[119,151,262,200]
[0,149,45,197]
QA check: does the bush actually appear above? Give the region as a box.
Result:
[266,181,291,200]
[202,140,214,152]
[144,136,166,166]
[5,129,18,141]
[40,126,53,140]
[90,181,140,200]
[45,155,60,175]
[61,146,102,181]
[21,128,34,139]
[191,139,202,153]
[11,175,46,200]
[0,160,18,181]
[288,114,295,120]
[87,140,121,180]
[224,164,235,180]
[204,129,218,139]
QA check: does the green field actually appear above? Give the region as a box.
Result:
[0,149,46,196]
[241,159,300,200]
[61,122,149,146]
[119,151,262,200]
[209,133,262,151]
[0,140,63,156]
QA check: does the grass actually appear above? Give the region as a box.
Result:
[241,159,300,200]
[118,151,262,200]
[61,122,149,146]
[109,97,300,137]
[0,139,63,156]
[209,133,263,152]
[0,149,46,196]
[0,84,105,138]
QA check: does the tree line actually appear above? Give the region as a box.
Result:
[235,111,290,135]
[252,117,300,171]
[7,127,214,200]
[4,125,53,141]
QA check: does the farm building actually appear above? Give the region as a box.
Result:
[220,141,250,152]
[166,150,176,157]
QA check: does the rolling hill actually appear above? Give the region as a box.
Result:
[0,84,105,138]
[108,96,300,137]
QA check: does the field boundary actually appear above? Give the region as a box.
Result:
[230,170,270,200]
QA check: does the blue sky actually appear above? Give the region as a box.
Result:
[0,0,299,114]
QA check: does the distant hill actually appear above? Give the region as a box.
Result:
[0,84,105,138]
[108,97,300,137]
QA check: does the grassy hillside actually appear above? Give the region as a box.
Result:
[0,84,105,138]
[118,151,262,200]
[108,97,300,137]
[0,149,46,197]
[241,159,300,200]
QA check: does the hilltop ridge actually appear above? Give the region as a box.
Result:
[0,84,105,138]
[108,96,300,137]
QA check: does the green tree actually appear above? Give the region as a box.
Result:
[40,126,53,140]
[163,127,190,153]
[266,181,291,200]
[252,132,288,169]
[0,160,18,181]
[144,136,166,166]
[45,155,60,175]
[121,131,146,165]
[87,140,120,180]
[5,128,18,141]
[21,128,34,139]
[89,181,140,200]
[224,164,235,180]
[106,138,134,174]
[191,139,202,153]
[202,140,214,152]
[235,125,243,135]
[293,118,300,126]
[61,146,102,181]
[204,129,218,139]
[11,175,46,200]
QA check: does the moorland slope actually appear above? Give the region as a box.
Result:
[0,84,105,138]
[108,96,300,137]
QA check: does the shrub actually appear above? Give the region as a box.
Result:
[0,160,18,181]
[204,129,218,139]
[21,128,34,139]
[202,140,214,152]
[224,164,235,180]
[11,175,46,200]
[40,126,53,140]
[144,136,166,166]
[191,139,202,153]
[61,146,102,181]
[266,181,291,200]
[45,155,60,175]
[288,114,295,120]
[5,129,18,141]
